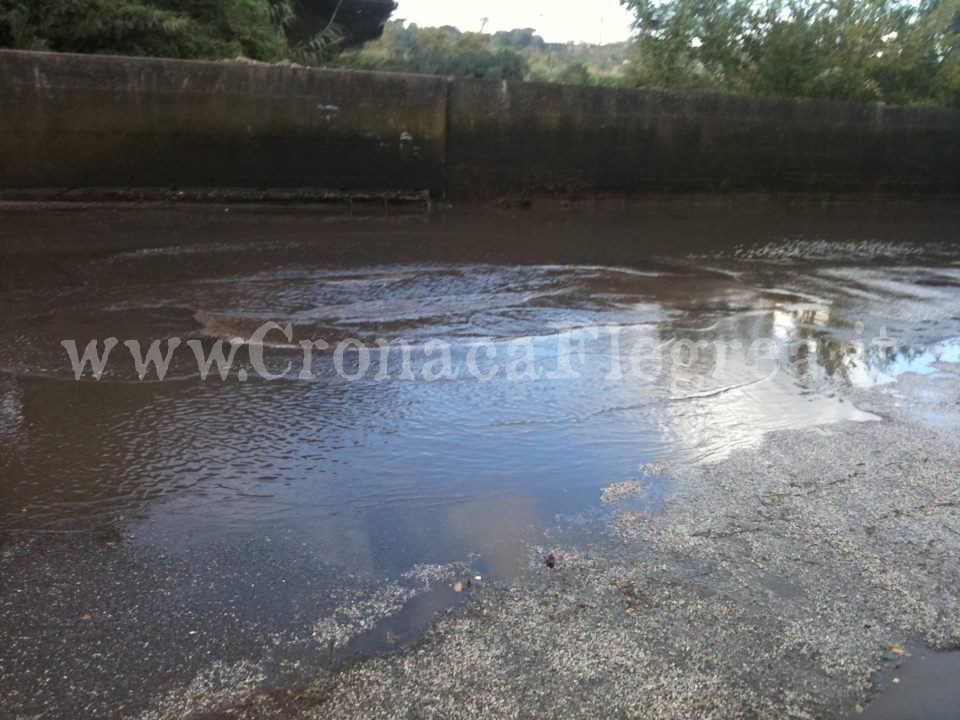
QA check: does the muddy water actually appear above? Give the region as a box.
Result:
[1,200,959,714]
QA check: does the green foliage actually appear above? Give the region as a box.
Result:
[0,0,393,64]
[491,27,545,51]
[331,22,529,79]
[332,20,629,84]
[557,62,593,84]
[622,0,960,107]
[6,0,952,106]
[0,0,287,61]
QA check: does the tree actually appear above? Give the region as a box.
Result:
[620,0,960,107]
[557,62,593,84]
[0,0,396,63]
[282,0,395,48]
[0,0,283,60]
[492,27,544,51]
[334,20,627,84]
[334,20,530,79]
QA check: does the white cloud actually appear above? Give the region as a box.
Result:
[393,0,636,44]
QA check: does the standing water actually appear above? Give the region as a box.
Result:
[1,200,958,715]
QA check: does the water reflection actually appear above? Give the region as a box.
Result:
[0,204,958,591]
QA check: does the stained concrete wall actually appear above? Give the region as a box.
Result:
[2,49,959,199]
[447,80,960,196]
[0,50,447,196]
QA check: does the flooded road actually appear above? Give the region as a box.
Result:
[1,200,958,716]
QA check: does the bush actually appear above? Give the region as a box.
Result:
[622,0,960,107]
[0,0,286,60]
[0,0,396,63]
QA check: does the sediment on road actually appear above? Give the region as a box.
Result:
[136,367,960,719]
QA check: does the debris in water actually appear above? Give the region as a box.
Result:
[401,562,473,587]
[639,460,671,477]
[545,553,556,569]
[600,479,647,504]
[312,582,417,651]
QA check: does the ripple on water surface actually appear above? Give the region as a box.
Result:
[1,209,958,587]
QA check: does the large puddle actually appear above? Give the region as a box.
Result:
[1,200,959,709]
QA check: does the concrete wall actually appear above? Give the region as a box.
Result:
[0,50,447,196]
[447,81,960,196]
[2,49,959,199]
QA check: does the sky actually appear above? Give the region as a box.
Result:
[392,0,636,45]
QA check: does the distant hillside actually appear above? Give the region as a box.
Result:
[332,21,629,85]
